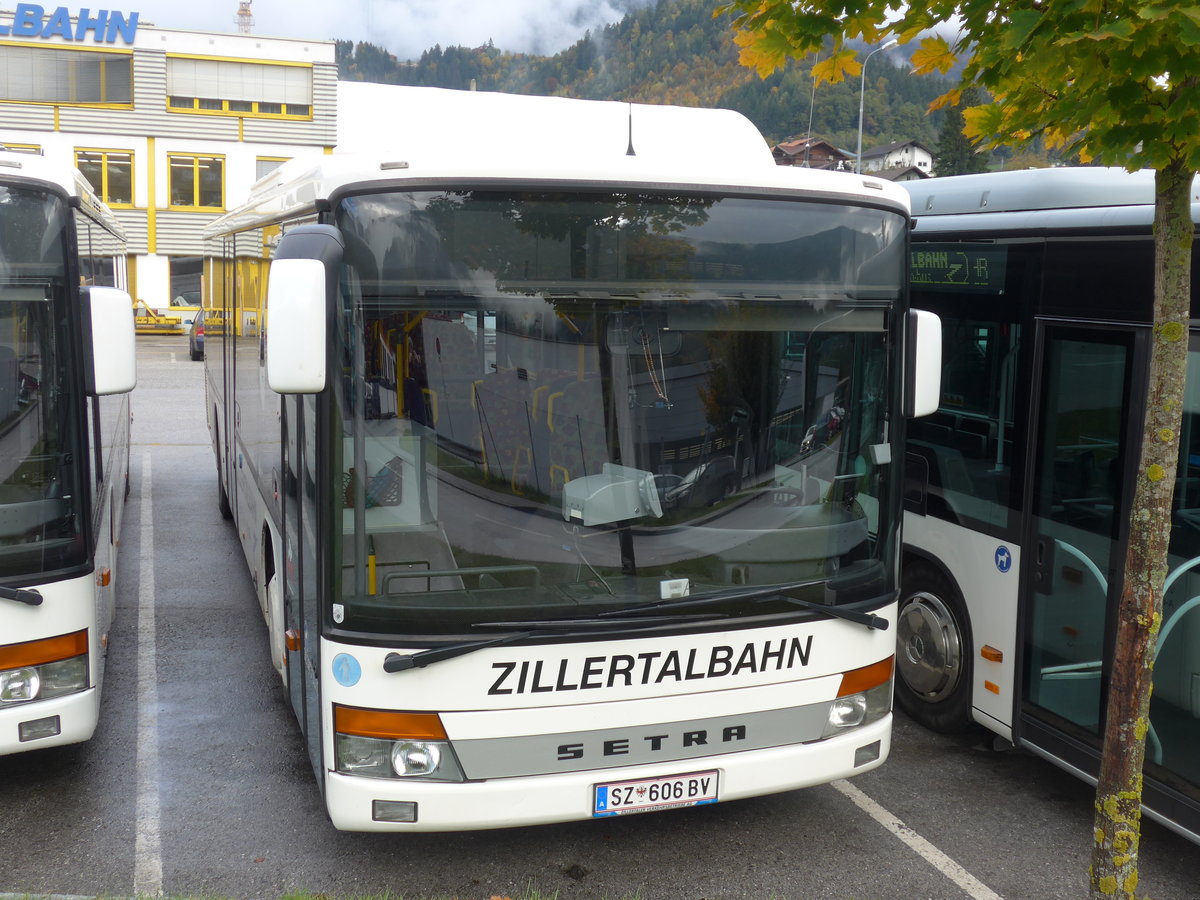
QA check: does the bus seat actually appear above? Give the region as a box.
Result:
[473,370,543,494]
[0,345,18,421]
[909,439,974,496]
[415,318,479,449]
[547,378,609,491]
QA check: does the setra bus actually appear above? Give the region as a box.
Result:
[202,87,940,831]
[899,167,1200,844]
[0,149,137,754]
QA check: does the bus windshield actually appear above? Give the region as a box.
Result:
[330,189,905,635]
[0,184,85,579]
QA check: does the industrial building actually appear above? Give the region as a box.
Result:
[0,4,337,315]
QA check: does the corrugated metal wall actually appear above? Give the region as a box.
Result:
[51,52,337,145]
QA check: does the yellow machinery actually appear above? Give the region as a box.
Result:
[133,298,184,335]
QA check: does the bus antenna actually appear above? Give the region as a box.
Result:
[626,103,637,156]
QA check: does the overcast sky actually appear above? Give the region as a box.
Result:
[130,0,647,61]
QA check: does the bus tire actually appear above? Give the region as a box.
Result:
[895,561,973,733]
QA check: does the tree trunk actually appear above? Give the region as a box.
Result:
[1089,161,1195,899]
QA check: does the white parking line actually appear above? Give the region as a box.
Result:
[134,452,163,896]
[833,779,1004,900]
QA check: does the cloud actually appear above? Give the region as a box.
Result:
[129,0,648,60]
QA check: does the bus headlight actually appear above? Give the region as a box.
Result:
[826,693,868,731]
[36,656,89,698]
[0,631,89,706]
[333,705,465,782]
[0,667,40,703]
[392,740,441,776]
[821,656,894,739]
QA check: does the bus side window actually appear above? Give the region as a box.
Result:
[907,313,1019,532]
[0,344,17,422]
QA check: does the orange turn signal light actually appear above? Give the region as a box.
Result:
[333,704,447,740]
[837,656,894,697]
[981,645,1004,663]
[0,629,88,670]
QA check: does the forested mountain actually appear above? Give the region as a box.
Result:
[335,0,953,150]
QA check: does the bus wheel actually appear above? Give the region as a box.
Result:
[217,474,233,520]
[895,562,973,733]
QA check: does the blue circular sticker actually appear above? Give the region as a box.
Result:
[995,545,1013,574]
[332,652,362,687]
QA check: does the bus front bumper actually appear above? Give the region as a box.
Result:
[324,713,891,832]
[0,687,100,756]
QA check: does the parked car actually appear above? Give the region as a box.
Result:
[659,456,737,509]
[188,309,205,361]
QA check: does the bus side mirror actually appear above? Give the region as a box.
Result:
[84,286,136,396]
[904,309,941,418]
[266,258,327,394]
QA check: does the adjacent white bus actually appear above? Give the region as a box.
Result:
[0,149,137,754]
[202,87,940,831]
[900,167,1200,844]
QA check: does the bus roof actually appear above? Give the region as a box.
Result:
[2,147,93,199]
[207,86,909,237]
[904,167,1200,235]
[0,147,125,238]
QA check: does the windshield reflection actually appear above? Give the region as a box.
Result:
[0,185,83,578]
[331,190,903,634]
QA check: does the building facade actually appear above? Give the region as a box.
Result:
[859,140,934,177]
[771,138,852,171]
[0,5,337,311]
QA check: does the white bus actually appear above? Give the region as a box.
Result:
[899,167,1200,844]
[202,87,940,831]
[0,149,137,754]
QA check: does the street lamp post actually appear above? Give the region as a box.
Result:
[856,39,898,174]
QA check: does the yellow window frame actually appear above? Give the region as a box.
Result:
[74,147,135,208]
[164,54,314,121]
[1,142,41,154]
[166,153,225,212]
[166,95,312,120]
[0,41,133,108]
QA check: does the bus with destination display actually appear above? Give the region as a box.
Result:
[900,167,1200,845]
[202,87,940,831]
[0,148,136,754]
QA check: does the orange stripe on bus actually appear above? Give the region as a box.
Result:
[333,704,447,740]
[0,629,88,670]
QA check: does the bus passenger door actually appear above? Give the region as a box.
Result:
[1022,324,1138,740]
[282,394,323,779]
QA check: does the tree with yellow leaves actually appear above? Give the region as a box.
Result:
[717,3,1200,898]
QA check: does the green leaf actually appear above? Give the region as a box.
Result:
[1002,9,1046,50]
[734,25,797,78]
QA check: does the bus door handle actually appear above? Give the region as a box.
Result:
[1032,536,1056,595]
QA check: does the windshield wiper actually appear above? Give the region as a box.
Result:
[384,631,534,672]
[593,579,890,631]
[470,612,726,631]
[384,613,726,673]
[0,586,43,606]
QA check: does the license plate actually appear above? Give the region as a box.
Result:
[593,770,719,817]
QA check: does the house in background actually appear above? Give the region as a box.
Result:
[772,137,852,170]
[859,140,934,176]
[868,165,930,182]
